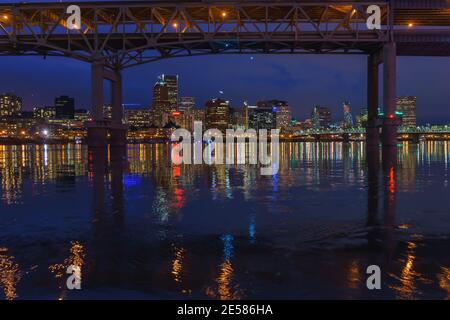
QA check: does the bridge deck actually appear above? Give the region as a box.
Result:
[0,1,448,67]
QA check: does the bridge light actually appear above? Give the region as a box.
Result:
[172,22,178,28]
[3,15,8,20]
[221,11,227,18]
[408,23,414,28]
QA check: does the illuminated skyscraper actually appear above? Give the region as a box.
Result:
[248,101,277,131]
[151,74,179,127]
[152,76,171,127]
[342,101,354,128]
[205,98,230,132]
[274,100,292,132]
[396,96,416,128]
[161,74,179,109]
[0,93,22,117]
[311,106,331,128]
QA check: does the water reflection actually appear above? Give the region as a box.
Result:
[0,248,21,300]
[0,142,449,299]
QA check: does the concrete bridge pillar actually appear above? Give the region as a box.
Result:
[366,53,380,147]
[86,62,108,148]
[86,62,127,148]
[382,42,398,147]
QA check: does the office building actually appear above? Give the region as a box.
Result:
[342,101,354,128]
[274,100,292,132]
[125,108,151,128]
[396,96,417,128]
[33,106,56,119]
[205,98,230,132]
[311,106,331,128]
[152,74,178,127]
[0,93,22,117]
[248,101,277,131]
[179,96,195,112]
[54,95,75,119]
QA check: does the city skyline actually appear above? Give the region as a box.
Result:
[1,54,449,125]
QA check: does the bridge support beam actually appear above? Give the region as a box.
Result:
[366,53,380,147]
[86,62,127,148]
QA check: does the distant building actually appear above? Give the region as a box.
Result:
[0,93,22,117]
[342,101,354,128]
[290,119,313,132]
[152,75,179,127]
[179,96,195,113]
[248,101,277,131]
[355,107,368,127]
[311,106,331,128]
[74,109,90,122]
[54,95,75,119]
[273,101,292,132]
[190,107,206,131]
[231,105,249,130]
[162,74,179,109]
[205,98,230,132]
[396,96,416,128]
[125,108,151,128]
[33,106,56,119]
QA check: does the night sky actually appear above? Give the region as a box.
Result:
[1,1,449,125]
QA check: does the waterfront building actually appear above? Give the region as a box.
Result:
[205,98,230,132]
[54,95,75,119]
[0,93,22,118]
[151,75,179,127]
[274,101,292,132]
[397,96,417,128]
[125,108,152,129]
[247,101,277,131]
[74,109,90,122]
[311,106,332,128]
[342,101,354,128]
[33,106,56,119]
[355,108,368,127]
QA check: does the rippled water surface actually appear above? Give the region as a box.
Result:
[0,142,449,300]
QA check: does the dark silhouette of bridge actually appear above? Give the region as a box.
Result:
[0,0,448,150]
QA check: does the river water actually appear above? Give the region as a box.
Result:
[0,142,449,299]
